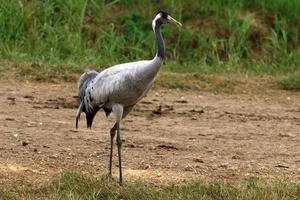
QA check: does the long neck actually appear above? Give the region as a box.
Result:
[154,22,165,59]
[137,19,164,83]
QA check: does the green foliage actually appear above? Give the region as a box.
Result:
[1,171,299,200]
[0,0,300,76]
[278,75,300,90]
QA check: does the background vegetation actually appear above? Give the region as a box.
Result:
[0,0,299,79]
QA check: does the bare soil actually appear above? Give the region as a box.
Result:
[0,81,299,187]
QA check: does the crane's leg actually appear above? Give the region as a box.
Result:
[116,123,122,184]
[112,104,124,185]
[108,123,117,178]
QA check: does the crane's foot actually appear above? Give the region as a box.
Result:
[105,173,116,182]
[106,173,112,179]
[104,174,124,186]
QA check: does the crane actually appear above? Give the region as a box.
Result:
[75,10,182,184]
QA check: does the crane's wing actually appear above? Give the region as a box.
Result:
[76,70,99,128]
[86,60,153,106]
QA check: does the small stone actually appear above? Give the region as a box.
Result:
[220,163,228,168]
[275,164,289,168]
[144,165,151,169]
[190,109,204,114]
[24,95,34,99]
[128,144,136,148]
[232,155,240,159]
[50,154,59,159]
[22,141,29,146]
[193,158,204,163]
[5,118,15,121]
[184,165,193,171]
[7,97,16,101]
[191,116,198,120]
[78,161,85,165]
[279,133,296,137]
[175,97,188,103]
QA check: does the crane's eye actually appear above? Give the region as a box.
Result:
[156,10,168,19]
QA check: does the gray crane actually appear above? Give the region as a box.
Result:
[75,10,182,184]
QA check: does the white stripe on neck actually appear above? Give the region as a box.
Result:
[152,13,162,32]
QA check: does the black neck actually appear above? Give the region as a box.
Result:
[154,21,164,59]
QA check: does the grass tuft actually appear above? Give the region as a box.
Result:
[278,75,300,91]
[0,171,299,200]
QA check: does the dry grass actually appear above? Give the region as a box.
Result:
[1,171,299,200]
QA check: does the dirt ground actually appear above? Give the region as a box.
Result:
[0,81,299,187]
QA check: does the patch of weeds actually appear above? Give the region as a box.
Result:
[278,75,300,91]
[213,79,234,94]
[1,171,299,200]
[155,72,204,90]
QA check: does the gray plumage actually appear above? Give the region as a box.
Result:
[75,10,182,185]
[78,70,98,102]
[76,70,101,129]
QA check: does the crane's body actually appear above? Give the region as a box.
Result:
[76,11,181,184]
[86,56,162,113]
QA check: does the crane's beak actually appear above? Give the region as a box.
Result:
[76,101,84,129]
[167,15,182,27]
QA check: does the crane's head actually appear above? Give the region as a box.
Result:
[152,10,182,31]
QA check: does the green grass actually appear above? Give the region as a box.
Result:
[1,171,299,200]
[155,72,236,93]
[278,75,300,91]
[0,0,300,78]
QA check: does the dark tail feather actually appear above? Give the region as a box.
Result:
[86,106,101,128]
[76,100,100,129]
[76,70,99,129]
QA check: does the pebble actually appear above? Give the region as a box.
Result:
[22,141,29,146]
[193,158,204,163]
[279,133,296,137]
[220,163,229,168]
[232,155,240,159]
